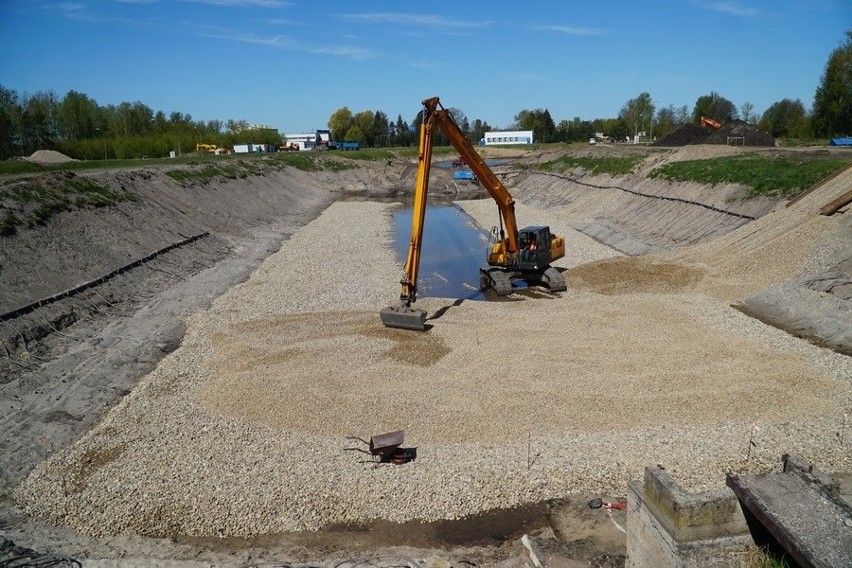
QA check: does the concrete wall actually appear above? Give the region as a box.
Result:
[627,466,752,568]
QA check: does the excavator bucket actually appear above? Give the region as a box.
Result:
[379,305,428,331]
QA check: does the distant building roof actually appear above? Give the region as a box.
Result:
[829,137,852,146]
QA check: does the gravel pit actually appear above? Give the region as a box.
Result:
[14,198,851,540]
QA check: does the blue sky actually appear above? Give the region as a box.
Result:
[1,1,849,133]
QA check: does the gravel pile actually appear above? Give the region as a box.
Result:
[24,150,77,164]
[14,185,852,539]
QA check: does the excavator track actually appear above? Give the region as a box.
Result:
[542,266,567,292]
[480,268,514,296]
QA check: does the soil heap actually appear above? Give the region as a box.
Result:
[705,119,776,146]
[654,120,776,147]
[652,123,712,146]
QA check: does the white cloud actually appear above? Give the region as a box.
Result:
[339,12,491,30]
[531,24,606,36]
[44,2,86,11]
[701,2,758,16]
[197,28,378,60]
[181,0,290,7]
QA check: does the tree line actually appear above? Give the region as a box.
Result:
[0,87,283,161]
[1,31,847,160]
[329,31,849,146]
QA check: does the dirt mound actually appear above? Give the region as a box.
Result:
[652,123,712,146]
[564,258,704,294]
[705,119,776,147]
[653,120,776,147]
[25,150,77,164]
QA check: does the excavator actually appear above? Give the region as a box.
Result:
[380,97,567,331]
[700,116,722,128]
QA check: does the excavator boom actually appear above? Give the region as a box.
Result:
[380,97,565,331]
[378,111,435,331]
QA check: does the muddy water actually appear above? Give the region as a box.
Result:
[179,502,549,552]
[392,203,493,301]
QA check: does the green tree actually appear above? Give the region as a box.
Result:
[352,110,374,145]
[470,118,491,145]
[555,116,594,143]
[619,92,655,141]
[0,86,22,158]
[513,108,556,142]
[153,111,168,133]
[344,125,363,144]
[391,115,413,147]
[328,107,354,142]
[21,91,60,153]
[447,108,469,135]
[369,110,390,147]
[812,30,852,137]
[654,105,679,139]
[226,119,249,134]
[692,92,737,123]
[759,98,809,138]
[740,101,757,124]
[58,90,99,140]
[127,101,154,136]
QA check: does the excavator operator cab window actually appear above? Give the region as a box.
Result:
[520,230,538,263]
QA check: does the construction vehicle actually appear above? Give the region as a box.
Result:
[380,97,567,331]
[700,116,722,128]
[197,143,230,155]
[279,142,300,151]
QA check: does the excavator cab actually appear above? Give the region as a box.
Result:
[517,226,551,270]
[479,225,566,295]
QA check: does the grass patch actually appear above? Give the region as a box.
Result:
[649,154,851,197]
[0,211,20,235]
[0,174,133,232]
[165,153,364,183]
[537,154,647,175]
[165,163,252,183]
[268,153,323,171]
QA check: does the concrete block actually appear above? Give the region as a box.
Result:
[627,467,751,568]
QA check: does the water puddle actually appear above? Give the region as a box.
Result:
[392,203,506,301]
[435,158,507,169]
[177,501,549,551]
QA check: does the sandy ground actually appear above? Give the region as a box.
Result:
[2,146,851,566]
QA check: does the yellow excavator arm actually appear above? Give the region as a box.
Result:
[380,97,566,331]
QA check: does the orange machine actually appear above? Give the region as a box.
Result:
[380,97,567,330]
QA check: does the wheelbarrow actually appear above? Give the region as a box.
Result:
[345,430,417,465]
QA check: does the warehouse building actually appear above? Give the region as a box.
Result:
[285,130,333,150]
[481,130,534,146]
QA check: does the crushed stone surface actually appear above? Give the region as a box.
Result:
[15,182,852,539]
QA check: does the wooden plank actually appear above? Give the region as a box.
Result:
[726,471,852,568]
[820,188,852,216]
[786,161,852,208]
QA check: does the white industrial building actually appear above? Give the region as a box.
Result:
[285,133,317,150]
[233,143,276,154]
[285,130,332,150]
[481,130,534,145]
